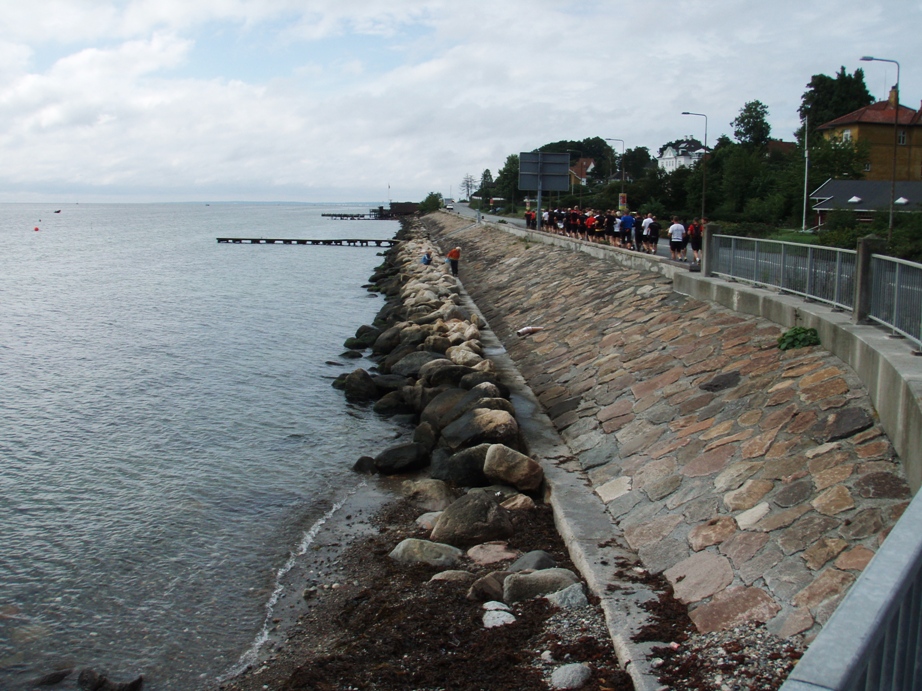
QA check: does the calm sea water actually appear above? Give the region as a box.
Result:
[0,203,400,689]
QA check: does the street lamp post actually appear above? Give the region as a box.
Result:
[604,138,626,196]
[861,56,901,241]
[681,112,708,220]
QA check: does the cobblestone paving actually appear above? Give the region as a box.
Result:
[427,215,911,640]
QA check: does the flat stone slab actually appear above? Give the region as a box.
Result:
[664,552,734,604]
[689,586,781,633]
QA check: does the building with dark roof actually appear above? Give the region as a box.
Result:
[810,178,922,224]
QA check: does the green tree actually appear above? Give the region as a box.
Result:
[473,169,494,210]
[809,135,870,185]
[732,100,771,149]
[798,67,874,143]
[418,192,443,214]
[494,154,521,213]
[622,146,653,181]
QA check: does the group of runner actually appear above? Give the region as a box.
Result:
[525,207,704,263]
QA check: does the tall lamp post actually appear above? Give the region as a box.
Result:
[604,138,626,196]
[861,56,901,241]
[681,111,708,220]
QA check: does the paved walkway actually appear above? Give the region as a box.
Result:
[426,214,911,640]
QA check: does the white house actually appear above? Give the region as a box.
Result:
[656,139,706,173]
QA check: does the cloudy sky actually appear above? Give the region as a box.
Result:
[1,0,919,203]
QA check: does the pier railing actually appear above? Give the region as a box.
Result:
[708,233,922,350]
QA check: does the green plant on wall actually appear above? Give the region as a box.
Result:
[778,326,821,350]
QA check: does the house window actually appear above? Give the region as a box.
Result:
[898,130,906,145]
[842,129,852,142]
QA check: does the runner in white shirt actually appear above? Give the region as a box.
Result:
[641,213,654,254]
[669,217,686,261]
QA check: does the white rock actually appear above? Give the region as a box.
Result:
[545,583,589,610]
[483,600,511,611]
[483,610,517,628]
[550,663,592,689]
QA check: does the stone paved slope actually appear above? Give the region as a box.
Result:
[426,214,911,640]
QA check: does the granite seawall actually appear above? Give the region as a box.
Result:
[424,211,912,645]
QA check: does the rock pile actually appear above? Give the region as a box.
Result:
[331,219,606,688]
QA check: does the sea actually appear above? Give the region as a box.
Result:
[0,202,403,690]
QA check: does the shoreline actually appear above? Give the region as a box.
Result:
[215,217,635,690]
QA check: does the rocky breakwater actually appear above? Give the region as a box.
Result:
[327,219,628,690]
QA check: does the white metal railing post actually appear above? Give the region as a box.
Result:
[806,246,815,300]
[780,244,788,292]
[730,237,736,277]
[834,252,842,309]
[754,240,761,284]
[893,263,903,337]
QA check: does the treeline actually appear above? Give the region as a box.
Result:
[442,67,920,261]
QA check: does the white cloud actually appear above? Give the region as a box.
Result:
[0,0,918,201]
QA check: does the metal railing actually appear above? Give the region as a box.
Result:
[780,487,922,691]
[869,254,922,349]
[712,235,922,349]
[713,235,857,311]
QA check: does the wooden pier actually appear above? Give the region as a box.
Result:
[217,237,399,247]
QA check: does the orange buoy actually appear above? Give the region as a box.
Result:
[34,226,40,231]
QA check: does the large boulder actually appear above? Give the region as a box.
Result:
[380,343,419,373]
[372,390,414,416]
[372,324,406,355]
[412,421,438,452]
[428,365,478,388]
[459,372,510,397]
[397,323,431,348]
[416,358,454,383]
[373,443,430,475]
[430,491,514,548]
[447,347,483,367]
[466,570,513,602]
[402,479,455,512]
[371,374,411,394]
[502,568,581,604]
[430,444,492,487]
[420,388,469,429]
[342,368,379,401]
[484,444,544,492]
[344,325,380,350]
[510,550,557,572]
[439,409,519,451]
[388,539,463,568]
[433,384,505,430]
[390,351,445,378]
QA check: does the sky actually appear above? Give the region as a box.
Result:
[1,0,919,203]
